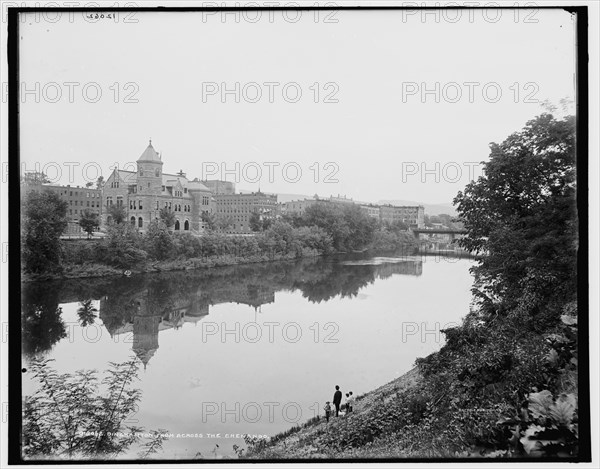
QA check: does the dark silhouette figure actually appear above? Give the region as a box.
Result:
[323,402,332,423]
[333,385,342,417]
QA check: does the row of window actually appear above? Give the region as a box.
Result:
[381,211,418,214]
[162,202,191,212]
[217,199,276,205]
[69,209,100,215]
[55,189,99,198]
[130,200,143,210]
[105,198,195,213]
[230,215,250,222]
[105,197,123,207]
[129,216,191,231]
[222,224,249,232]
[218,207,271,214]
[161,186,188,196]
[69,200,100,207]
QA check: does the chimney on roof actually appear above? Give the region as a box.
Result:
[177,170,186,178]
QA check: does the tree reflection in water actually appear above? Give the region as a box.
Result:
[77,299,98,327]
[22,282,67,356]
[22,253,423,359]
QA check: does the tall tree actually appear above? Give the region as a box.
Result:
[249,211,262,232]
[105,223,146,268]
[107,204,127,224]
[215,214,234,231]
[144,220,174,260]
[454,113,577,320]
[22,191,68,273]
[22,171,51,184]
[79,209,100,238]
[201,211,216,231]
[159,207,176,228]
[96,176,105,190]
[302,203,376,252]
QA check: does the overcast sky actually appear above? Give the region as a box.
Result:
[18,8,576,205]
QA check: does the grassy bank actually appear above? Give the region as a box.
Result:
[243,367,423,459]
[244,301,579,460]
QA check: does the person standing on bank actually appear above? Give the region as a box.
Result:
[323,402,332,423]
[333,385,343,417]
[347,391,354,413]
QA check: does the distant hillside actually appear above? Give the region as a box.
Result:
[378,200,457,216]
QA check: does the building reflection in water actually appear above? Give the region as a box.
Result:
[25,254,423,364]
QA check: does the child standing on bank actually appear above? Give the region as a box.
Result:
[323,402,332,423]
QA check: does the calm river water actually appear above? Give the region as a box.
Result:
[22,252,474,459]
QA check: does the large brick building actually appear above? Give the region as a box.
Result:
[102,141,214,233]
[214,191,278,234]
[359,203,381,220]
[282,196,424,229]
[281,198,318,216]
[21,177,102,235]
[379,204,425,228]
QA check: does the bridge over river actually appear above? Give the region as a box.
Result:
[411,228,467,242]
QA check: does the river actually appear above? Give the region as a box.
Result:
[21,252,474,459]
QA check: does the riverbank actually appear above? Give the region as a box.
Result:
[21,250,323,282]
[243,304,579,460]
[243,367,422,459]
[22,232,419,282]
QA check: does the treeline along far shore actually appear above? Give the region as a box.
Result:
[21,194,419,281]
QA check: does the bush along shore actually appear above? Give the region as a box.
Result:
[21,197,418,282]
[241,114,580,460]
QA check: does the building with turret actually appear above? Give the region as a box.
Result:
[102,141,214,232]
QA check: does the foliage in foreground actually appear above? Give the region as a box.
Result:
[23,357,168,460]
